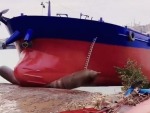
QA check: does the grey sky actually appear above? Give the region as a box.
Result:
[0,0,150,38]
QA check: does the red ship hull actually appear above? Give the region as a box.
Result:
[14,38,150,86]
[1,16,150,86]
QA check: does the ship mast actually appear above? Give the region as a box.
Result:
[47,1,51,16]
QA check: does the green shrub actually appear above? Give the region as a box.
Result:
[115,59,150,91]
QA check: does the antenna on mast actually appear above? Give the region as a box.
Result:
[46,1,51,16]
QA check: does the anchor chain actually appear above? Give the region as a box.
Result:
[84,37,98,69]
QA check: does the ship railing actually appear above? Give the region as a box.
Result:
[56,13,68,17]
[80,13,89,19]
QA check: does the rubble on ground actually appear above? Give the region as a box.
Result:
[0,83,149,113]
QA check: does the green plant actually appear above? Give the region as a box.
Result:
[115,59,150,91]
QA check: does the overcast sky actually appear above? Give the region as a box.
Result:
[0,0,150,38]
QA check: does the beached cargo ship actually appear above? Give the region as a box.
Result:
[0,1,150,86]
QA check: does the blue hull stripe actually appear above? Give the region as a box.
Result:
[6,16,150,49]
